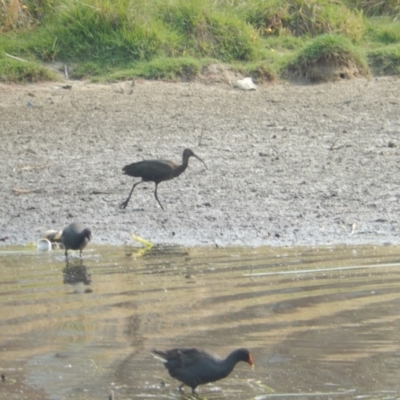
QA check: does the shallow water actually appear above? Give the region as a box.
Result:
[1,244,400,400]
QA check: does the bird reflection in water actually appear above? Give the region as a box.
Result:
[62,260,92,293]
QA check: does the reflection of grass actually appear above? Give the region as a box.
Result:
[0,0,399,82]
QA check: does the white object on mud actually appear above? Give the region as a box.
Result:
[233,77,257,91]
[37,238,52,251]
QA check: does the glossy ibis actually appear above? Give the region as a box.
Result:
[61,223,92,260]
[152,347,254,393]
[120,148,207,210]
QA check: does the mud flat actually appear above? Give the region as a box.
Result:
[1,76,399,247]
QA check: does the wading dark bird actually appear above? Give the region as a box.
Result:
[61,223,92,260]
[152,347,254,394]
[120,148,207,210]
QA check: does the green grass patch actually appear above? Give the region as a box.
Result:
[243,0,365,42]
[366,17,400,45]
[346,0,400,18]
[264,35,310,51]
[69,61,107,79]
[157,0,262,61]
[44,0,170,63]
[284,34,370,82]
[44,0,264,65]
[108,57,202,81]
[0,0,399,83]
[0,53,59,83]
[367,43,400,75]
[231,60,279,82]
[0,28,60,63]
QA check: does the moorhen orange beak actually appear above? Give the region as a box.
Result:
[248,354,255,369]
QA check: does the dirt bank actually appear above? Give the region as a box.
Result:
[1,76,399,247]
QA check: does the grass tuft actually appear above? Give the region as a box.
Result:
[0,53,59,82]
[233,61,279,82]
[109,56,202,81]
[367,44,400,75]
[284,34,370,82]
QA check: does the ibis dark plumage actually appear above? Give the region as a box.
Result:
[152,347,254,394]
[120,148,207,210]
[61,223,92,260]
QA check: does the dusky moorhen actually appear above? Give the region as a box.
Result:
[61,223,91,259]
[152,347,254,393]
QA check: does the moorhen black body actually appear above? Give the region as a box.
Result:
[61,223,91,260]
[152,347,254,393]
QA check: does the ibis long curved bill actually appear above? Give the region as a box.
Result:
[120,148,207,210]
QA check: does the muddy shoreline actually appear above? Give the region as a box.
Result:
[1,76,399,247]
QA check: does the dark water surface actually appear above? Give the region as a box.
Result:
[1,244,400,400]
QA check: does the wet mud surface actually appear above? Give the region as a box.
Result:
[1,77,400,247]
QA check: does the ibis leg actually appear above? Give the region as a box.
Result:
[120,181,142,209]
[154,183,164,210]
